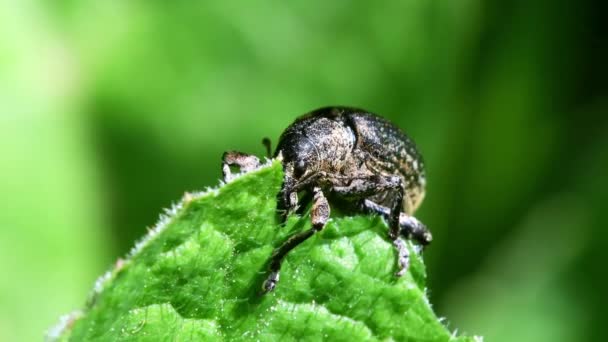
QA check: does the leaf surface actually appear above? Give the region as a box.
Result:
[53,161,478,342]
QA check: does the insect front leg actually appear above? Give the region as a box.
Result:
[276,163,299,222]
[276,167,326,222]
[221,151,261,182]
[264,186,330,293]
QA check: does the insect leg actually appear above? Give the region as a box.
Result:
[363,199,432,246]
[276,163,298,222]
[392,238,409,277]
[277,169,326,222]
[331,175,410,276]
[399,214,432,246]
[221,151,261,182]
[264,187,330,292]
[386,179,410,277]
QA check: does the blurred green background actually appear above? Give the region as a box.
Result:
[1,1,606,341]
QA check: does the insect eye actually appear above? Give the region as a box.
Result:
[294,160,307,177]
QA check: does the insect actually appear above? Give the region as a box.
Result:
[222,106,432,292]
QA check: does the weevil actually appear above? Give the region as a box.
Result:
[222,106,431,292]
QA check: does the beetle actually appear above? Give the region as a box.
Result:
[222,106,432,292]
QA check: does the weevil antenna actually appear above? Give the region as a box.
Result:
[262,137,272,158]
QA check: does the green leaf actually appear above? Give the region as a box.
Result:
[49,161,479,342]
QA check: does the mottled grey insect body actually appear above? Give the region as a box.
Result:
[274,107,426,217]
[222,106,431,293]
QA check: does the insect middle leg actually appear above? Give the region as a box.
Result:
[332,175,411,276]
[264,186,330,292]
[385,179,410,277]
[362,199,432,246]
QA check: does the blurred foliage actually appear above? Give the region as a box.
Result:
[0,0,605,341]
[57,162,475,341]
